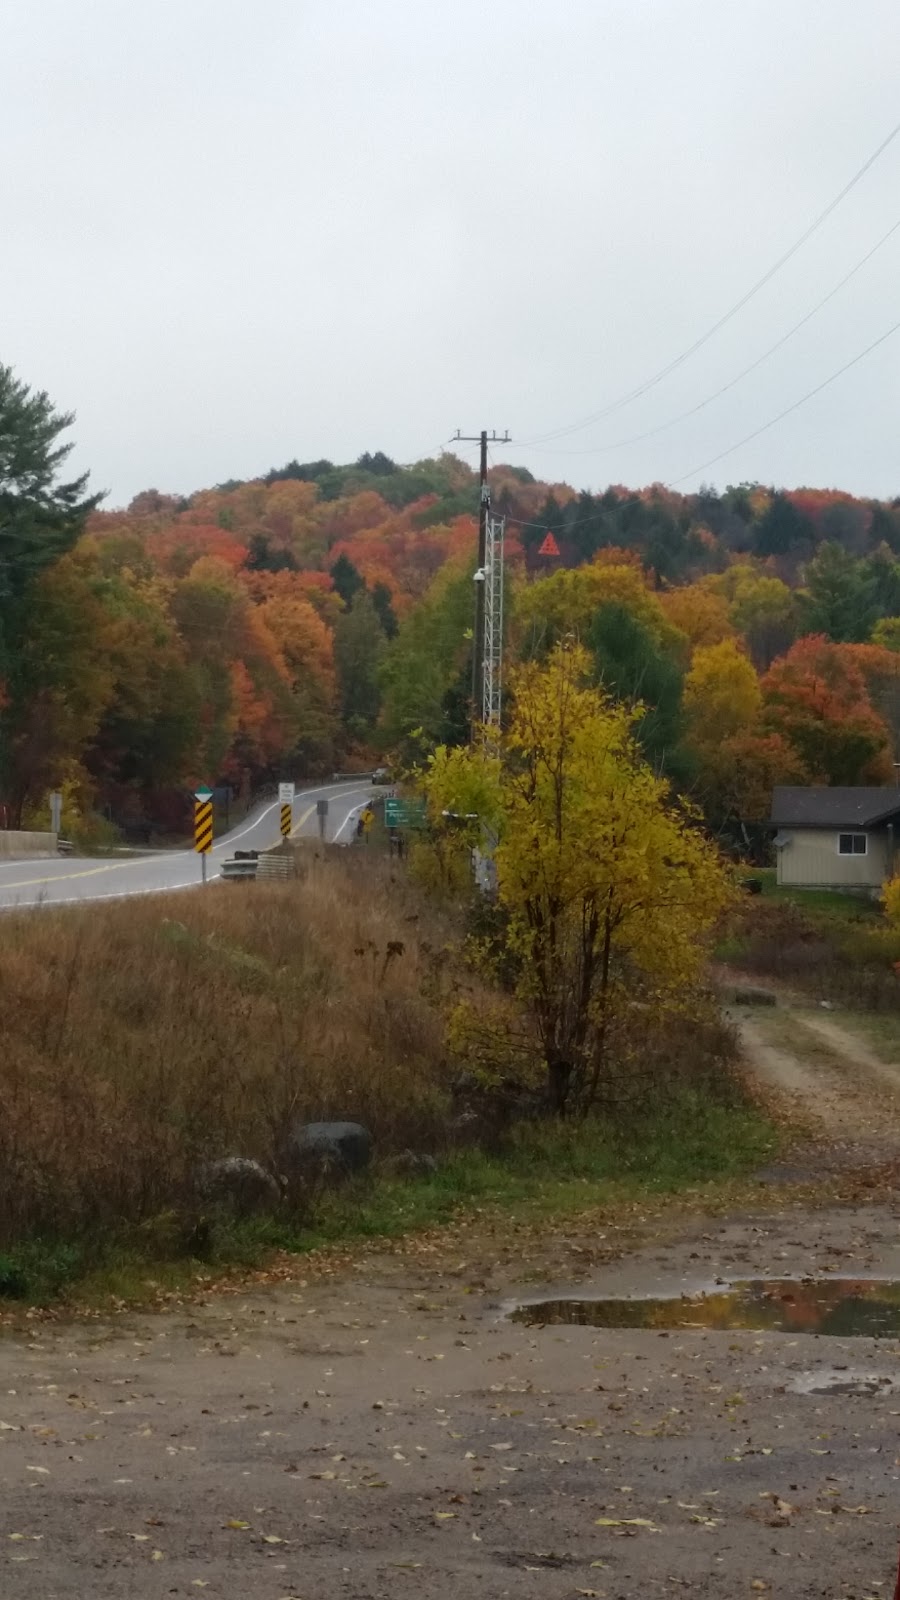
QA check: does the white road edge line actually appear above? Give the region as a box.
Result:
[216,781,376,850]
[332,799,370,843]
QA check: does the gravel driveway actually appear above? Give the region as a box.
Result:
[1,1199,899,1598]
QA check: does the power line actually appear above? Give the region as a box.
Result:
[521,212,900,460]
[503,489,653,536]
[518,115,900,448]
[495,315,900,536]
[671,313,900,485]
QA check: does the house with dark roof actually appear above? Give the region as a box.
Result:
[770,787,900,893]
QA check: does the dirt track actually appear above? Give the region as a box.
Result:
[3,1005,900,1598]
[736,999,900,1156]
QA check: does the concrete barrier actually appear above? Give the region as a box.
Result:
[0,831,58,859]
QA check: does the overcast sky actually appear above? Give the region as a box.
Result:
[3,0,899,507]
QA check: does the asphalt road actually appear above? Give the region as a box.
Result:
[0,780,374,911]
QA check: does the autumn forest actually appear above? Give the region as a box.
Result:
[5,363,900,846]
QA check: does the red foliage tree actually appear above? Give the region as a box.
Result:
[761,636,892,785]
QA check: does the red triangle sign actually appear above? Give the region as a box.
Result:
[537,531,560,557]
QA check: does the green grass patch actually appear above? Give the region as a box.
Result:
[0,1094,776,1309]
[740,867,881,921]
[762,883,881,922]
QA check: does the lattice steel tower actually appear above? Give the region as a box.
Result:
[480,513,505,734]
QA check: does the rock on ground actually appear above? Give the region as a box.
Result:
[193,1157,281,1215]
[286,1120,373,1178]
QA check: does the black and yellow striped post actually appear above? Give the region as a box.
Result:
[278,782,294,842]
[194,785,214,883]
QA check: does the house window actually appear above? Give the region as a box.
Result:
[838,833,867,856]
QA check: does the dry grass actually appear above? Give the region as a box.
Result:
[0,851,774,1297]
[719,896,900,1011]
[0,850,463,1248]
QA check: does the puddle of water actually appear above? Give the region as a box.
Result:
[788,1367,900,1395]
[511,1278,900,1337]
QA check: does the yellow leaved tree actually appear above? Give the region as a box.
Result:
[422,643,734,1114]
[882,874,900,925]
[683,637,762,749]
[511,561,684,659]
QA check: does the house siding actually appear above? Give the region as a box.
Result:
[777,827,891,889]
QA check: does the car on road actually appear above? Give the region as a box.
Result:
[371,767,391,784]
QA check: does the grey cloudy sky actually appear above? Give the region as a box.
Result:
[3,0,899,506]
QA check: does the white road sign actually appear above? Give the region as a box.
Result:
[278,782,295,804]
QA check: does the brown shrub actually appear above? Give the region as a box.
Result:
[722,897,900,1010]
[0,851,465,1246]
[594,991,742,1114]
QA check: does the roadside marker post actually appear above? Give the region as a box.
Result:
[49,791,62,834]
[278,781,294,841]
[316,796,329,841]
[194,784,214,884]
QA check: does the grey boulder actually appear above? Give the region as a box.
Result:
[287,1121,373,1178]
[194,1157,282,1214]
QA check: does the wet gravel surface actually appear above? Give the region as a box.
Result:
[1,1204,900,1598]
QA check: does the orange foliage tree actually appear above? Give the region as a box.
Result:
[761,636,892,785]
[659,584,734,651]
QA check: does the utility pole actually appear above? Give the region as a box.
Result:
[453,429,510,739]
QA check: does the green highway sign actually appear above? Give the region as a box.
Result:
[194,784,213,801]
[384,797,427,830]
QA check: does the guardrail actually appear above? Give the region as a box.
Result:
[220,856,257,881]
[220,849,296,883]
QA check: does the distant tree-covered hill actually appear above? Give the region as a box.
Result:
[3,370,900,844]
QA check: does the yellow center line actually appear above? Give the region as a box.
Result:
[290,803,316,837]
[0,859,143,890]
